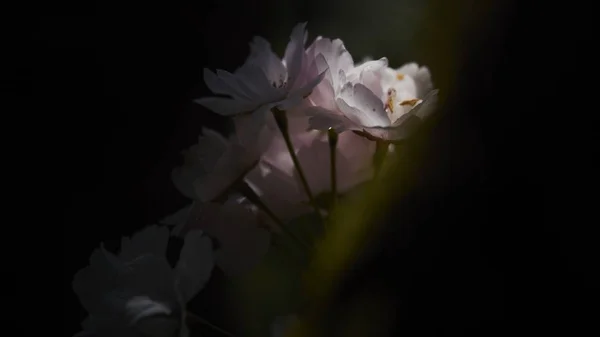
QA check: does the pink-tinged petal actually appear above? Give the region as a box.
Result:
[285,103,317,137]
[215,69,259,100]
[336,97,370,126]
[203,68,251,101]
[276,94,304,111]
[174,230,214,302]
[362,113,422,141]
[245,164,311,221]
[194,96,257,116]
[345,57,388,84]
[331,39,354,72]
[336,132,376,174]
[247,36,287,87]
[287,69,327,105]
[232,107,277,161]
[304,106,356,132]
[284,22,308,89]
[337,83,390,127]
[310,38,353,91]
[410,89,439,119]
[360,69,384,99]
[235,63,277,99]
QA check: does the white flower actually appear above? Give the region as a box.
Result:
[303,38,438,141]
[195,22,326,119]
[172,122,272,203]
[161,199,271,277]
[72,226,214,337]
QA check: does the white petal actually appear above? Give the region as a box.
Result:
[410,89,439,119]
[234,63,276,99]
[247,36,287,87]
[396,62,420,77]
[203,68,252,101]
[337,83,390,127]
[119,225,170,262]
[175,230,214,302]
[283,22,308,89]
[291,69,327,102]
[346,57,388,84]
[304,106,356,132]
[232,105,272,145]
[397,63,434,98]
[194,96,256,116]
[126,296,172,324]
[363,114,422,141]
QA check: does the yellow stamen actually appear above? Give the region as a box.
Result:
[396,73,405,80]
[400,98,420,106]
[386,96,394,112]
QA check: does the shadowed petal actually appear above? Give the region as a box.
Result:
[174,230,214,302]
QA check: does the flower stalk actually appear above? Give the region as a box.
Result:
[186,311,238,337]
[327,127,338,207]
[373,140,388,177]
[272,107,321,217]
[236,179,312,252]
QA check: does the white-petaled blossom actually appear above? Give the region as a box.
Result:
[72,226,214,337]
[195,22,326,121]
[172,120,272,203]
[303,38,438,141]
[161,198,271,277]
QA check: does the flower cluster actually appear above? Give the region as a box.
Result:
[72,22,437,337]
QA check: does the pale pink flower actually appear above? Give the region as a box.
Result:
[72,226,213,337]
[195,22,326,120]
[303,38,438,141]
[172,121,272,203]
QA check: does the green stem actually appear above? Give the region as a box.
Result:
[373,140,389,177]
[236,179,312,252]
[271,108,321,217]
[186,311,237,337]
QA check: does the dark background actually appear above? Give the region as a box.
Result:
[49,0,596,336]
